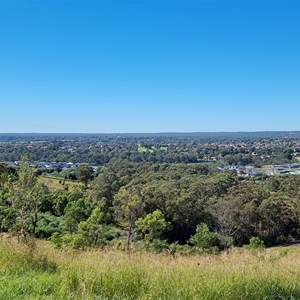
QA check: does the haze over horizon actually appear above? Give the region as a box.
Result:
[1,0,299,133]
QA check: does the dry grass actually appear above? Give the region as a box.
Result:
[39,175,82,191]
[1,236,300,299]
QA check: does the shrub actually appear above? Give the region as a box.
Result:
[50,232,85,249]
[169,242,193,255]
[141,239,169,252]
[246,237,265,249]
[135,209,172,241]
[189,223,220,252]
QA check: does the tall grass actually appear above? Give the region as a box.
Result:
[0,237,300,299]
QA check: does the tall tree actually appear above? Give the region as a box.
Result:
[76,164,94,186]
[114,185,145,251]
[136,209,172,241]
[10,162,45,239]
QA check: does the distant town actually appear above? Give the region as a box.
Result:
[220,163,300,177]
[2,160,300,178]
[1,132,300,179]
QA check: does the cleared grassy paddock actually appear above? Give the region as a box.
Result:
[138,145,169,153]
[39,175,83,191]
[0,237,300,299]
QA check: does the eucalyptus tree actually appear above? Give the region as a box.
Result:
[9,161,46,240]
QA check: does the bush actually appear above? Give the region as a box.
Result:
[169,242,193,255]
[135,209,172,241]
[189,223,220,252]
[50,232,85,249]
[35,213,64,238]
[140,239,169,252]
[246,237,265,249]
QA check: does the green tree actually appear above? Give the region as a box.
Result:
[0,163,17,187]
[77,208,119,247]
[210,180,264,245]
[136,209,172,241]
[258,194,297,243]
[64,198,90,233]
[10,161,45,239]
[189,223,219,251]
[114,185,145,251]
[76,164,94,186]
[0,189,16,233]
[89,169,122,223]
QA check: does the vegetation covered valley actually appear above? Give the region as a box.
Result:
[1,158,300,251]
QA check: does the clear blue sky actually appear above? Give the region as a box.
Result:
[0,0,299,133]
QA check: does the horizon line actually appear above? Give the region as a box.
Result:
[0,131,300,135]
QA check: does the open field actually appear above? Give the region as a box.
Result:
[0,237,300,299]
[138,145,169,153]
[39,175,83,191]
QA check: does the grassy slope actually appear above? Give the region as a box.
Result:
[0,237,300,299]
[39,175,83,191]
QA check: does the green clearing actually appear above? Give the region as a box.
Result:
[138,145,168,153]
[137,145,148,153]
[1,237,300,299]
[148,146,155,153]
[39,175,82,191]
[160,146,168,151]
[260,165,272,171]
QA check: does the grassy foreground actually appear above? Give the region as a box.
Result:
[0,238,300,299]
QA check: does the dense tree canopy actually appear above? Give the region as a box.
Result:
[0,159,300,252]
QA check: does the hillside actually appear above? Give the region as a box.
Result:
[0,237,300,299]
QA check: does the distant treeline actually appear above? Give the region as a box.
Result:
[0,135,300,166]
[2,131,300,140]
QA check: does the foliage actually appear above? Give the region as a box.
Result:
[35,213,64,238]
[77,207,120,247]
[50,232,86,249]
[1,153,300,251]
[189,223,219,252]
[140,239,170,252]
[9,161,46,239]
[76,164,94,185]
[114,185,145,251]
[245,237,265,249]
[135,209,172,241]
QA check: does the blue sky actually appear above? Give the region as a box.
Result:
[0,0,299,133]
